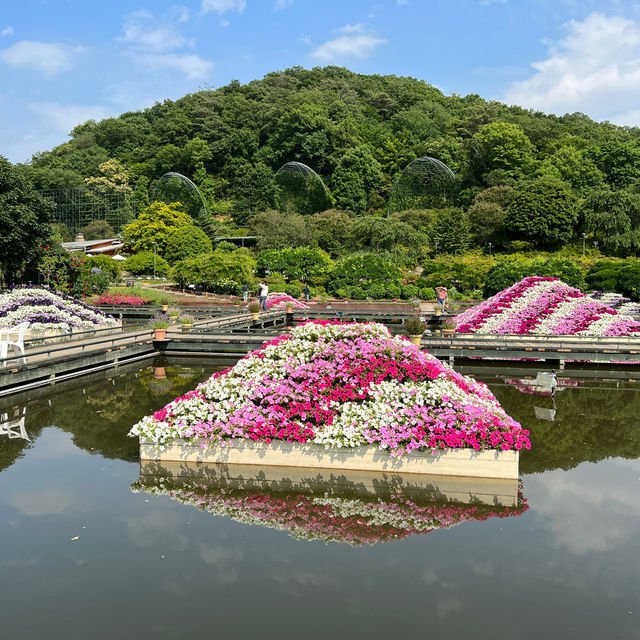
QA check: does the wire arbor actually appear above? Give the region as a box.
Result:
[152,172,208,221]
[388,156,457,213]
[275,161,332,214]
[39,188,133,234]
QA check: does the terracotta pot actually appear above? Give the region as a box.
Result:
[153,328,167,340]
[154,367,166,379]
[442,329,455,337]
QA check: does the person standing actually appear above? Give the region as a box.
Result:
[242,283,249,303]
[435,286,447,311]
[259,282,269,311]
[303,284,310,302]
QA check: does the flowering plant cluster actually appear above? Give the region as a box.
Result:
[265,293,309,310]
[129,320,529,455]
[0,286,117,334]
[455,277,640,337]
[133,481,528,546]
[589,291,640,316]
[96,294,150,306]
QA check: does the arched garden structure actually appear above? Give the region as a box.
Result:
[275,161,332,214]
[388,156,457,212]
[152,172,208,221]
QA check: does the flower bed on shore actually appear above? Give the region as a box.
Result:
[265,293,309,310]
[455,277,640,336]
[133,480,528,545]
[129,320,529,455]
[95,294,150,305]
[0,286,118,335]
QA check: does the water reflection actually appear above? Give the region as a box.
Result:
[0,407,28,441]
[134,462,528,546]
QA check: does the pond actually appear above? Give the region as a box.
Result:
[1,358,639,639]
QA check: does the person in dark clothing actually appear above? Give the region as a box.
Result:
[304,284,310,302]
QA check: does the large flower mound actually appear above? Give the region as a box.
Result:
[130,320,529,455]
[0,286,118,335]
[265,292,309,310]
[455,276,640,337]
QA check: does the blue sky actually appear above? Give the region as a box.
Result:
[2,0,640,163]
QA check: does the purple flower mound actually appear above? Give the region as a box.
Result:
[0,285,117,332]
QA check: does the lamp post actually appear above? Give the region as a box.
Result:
[488,241,493,269]
[152,242,157,280]
[582,232,586,256]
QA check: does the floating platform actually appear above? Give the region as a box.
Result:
[139,438,519,480]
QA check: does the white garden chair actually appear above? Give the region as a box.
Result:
[0,322,29,367]
[0,407,29,440]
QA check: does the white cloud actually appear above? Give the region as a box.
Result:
[504,12,640,126]
[201,0,246,14]
[120,10,190,53]
[0,40,82,75]
[397,0,409,6]
[274,0,295,8]
[28,102,114,134]
[1,26,13,37]
[311,26,387,62]
[135,53,214,79]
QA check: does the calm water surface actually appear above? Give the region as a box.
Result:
[1,359,639,640]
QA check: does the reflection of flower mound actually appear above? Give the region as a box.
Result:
[133,480,528,546]
[456,277,640,336]
[0,286,117,334]
[130,321,529,455]
[504,377,580,396]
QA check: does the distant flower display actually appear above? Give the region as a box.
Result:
[0,286,117,334]
[265,293,309,310]
[133,481,528,546]
[96,294,150,306]
[455,277,640,337]
[129,320,529,455]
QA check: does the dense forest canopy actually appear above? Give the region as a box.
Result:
[24,65,640,228]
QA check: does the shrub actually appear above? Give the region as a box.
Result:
[164,225,213,264]
[122,202,193,255]
[327,254,402,299]
[404,317,427,335]
[123,251,169,277]
[173,249,255,294]
[257,247,333,283]
[84,255,122,281]
[79,220,116,240]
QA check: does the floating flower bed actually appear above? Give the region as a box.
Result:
[95,294,150,306]
[130,321,529,462]
[265,293,309,310]
[0,286,118,335]
[133,478,528,546]
[455,277,640,336]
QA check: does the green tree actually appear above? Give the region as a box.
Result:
[173,249,256,294]
[249,210,308,250]
[505,179,578,249]
[164,225,213,264]
[0,157,54,286]
[327,253,403,299]
[256,247,332,283]
[471,122,535,184]
[466,201,505,247]
[308,209,353,256]
[123,251,169,277]
[433,208,471,254]
[332,146,384,214]
[588,140,640,189]
[348,215,426,258]
[122,201,193,255]
[581,190,640,256]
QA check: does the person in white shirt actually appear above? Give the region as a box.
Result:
[259,282,269,311]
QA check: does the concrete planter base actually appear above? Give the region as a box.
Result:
[140,438,519,480]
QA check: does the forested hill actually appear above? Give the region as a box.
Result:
[25,65,640,224]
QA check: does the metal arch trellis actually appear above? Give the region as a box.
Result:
[152,172,208,219]
[387,156,457,213]
[275,161,329,195]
